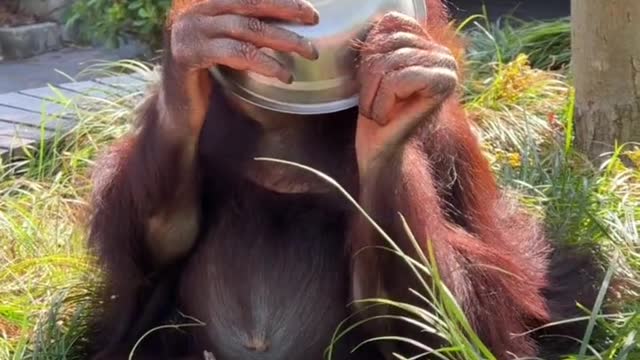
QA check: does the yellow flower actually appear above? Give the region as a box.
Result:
[625,147,640,169]
[493,149,522,169]
[507,152,522,168]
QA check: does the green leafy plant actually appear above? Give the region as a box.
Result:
[65,0,172,49]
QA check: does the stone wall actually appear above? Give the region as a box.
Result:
[0,0,73,60]
[0,22,62,60]
[19,0,72,22]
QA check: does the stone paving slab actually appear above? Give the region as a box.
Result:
[0,73,147,161]
[0,92,70,116]
[19,84,117,111]
[94,74,148,89]
[0,105,71,130]
[19,85,83,103]
[0,120,55,153]
[0,134,34,152]
[56,80,129,99]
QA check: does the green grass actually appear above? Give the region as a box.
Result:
[0,15,638,359]
[460,13,571,74]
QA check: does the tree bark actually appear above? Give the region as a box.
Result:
[572,0,640,161]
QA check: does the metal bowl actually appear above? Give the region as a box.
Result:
[209,0,427,115]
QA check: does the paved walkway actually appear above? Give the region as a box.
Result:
[0,43,146,93]
[0,73,147,160]
[0,41,149,160]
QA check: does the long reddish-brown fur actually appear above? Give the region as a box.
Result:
[82,1,603,359]
[348,1,601,358]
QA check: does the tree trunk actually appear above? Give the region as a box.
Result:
[572,0,640,161]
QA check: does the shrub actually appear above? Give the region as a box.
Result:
[65,0,171,49]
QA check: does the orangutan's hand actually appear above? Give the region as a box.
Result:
[355,12,458,177]
[164,0,320,135]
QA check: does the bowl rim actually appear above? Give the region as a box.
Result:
[209,0,428,115]
[210,67,361,114]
